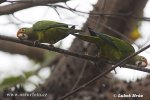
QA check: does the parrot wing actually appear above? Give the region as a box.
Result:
[100,35,135,60]
[98,34,118,49]
[110,37,135,58]
[32,20,69,31]
[88,28,117,49]
[88,28,134,54]
[72,34,102,43]
[72,33,135,59]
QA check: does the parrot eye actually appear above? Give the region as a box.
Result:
[141,57,145,60]
[21,28,25,32]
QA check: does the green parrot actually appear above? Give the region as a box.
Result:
[71,28,147,67]
[17,20,83,44]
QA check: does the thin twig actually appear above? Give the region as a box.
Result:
[5,1,150,21]
[125,64,150,73]
[58,43,150,100]
[47,4,150,21]
[11,13,33,24]
[51,7,62,19]
[48,4,130,17]
[70,61,88,91]
[132,15,150,21]
[6,0,46,4]
[1,2,150,21]
[99,23,137,45]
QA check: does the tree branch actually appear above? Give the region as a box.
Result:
[47,4,150,21]
[1,1,150,22]
[0,35,99,61]
[125,64,150,73]
[0,0,69,15]
[0,0,6,4]
[0,40,46,61]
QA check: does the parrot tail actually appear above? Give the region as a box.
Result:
[88,27,102,36]
[70,25,85,33]
[74,29,85,33]
[69,29,85,34]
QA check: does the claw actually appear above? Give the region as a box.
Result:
[48,44,55,50]
[97,52,101,57]
[33,40,40,46]
[111,65,117,74]
[114,69,117,74]
[82,47,88,55]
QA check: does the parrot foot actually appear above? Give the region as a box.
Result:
[48,44,55,50]
[114,69,117,74]
[97,51,101,57]
[82,47,88,55]
[33,40,40,46]
[49,44,54,47]
[111,65,117,74]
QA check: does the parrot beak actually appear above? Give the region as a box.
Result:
[143,60,148,67]
[17,29,22,39]
[17,31,28,40]
[17,32,23,40]
[136,60,147,67]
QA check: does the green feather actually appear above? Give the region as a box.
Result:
[32,20,69,31]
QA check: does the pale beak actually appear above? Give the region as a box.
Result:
[143,60,148,67]
[136,60,147,67]
[17,33,24,40]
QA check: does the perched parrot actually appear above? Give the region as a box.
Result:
[71,28,147,67]
[17,20,83,44]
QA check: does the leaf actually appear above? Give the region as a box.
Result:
[0,71,34,90]
[0,76,24,90]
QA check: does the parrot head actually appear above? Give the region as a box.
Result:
[134,55,147,67]
[17,28,30,40]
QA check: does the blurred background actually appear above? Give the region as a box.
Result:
[0,0,150,92]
